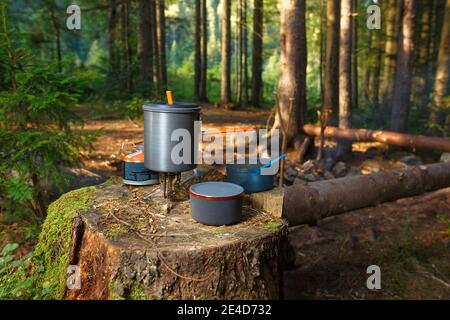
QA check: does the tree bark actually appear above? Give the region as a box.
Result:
[301,124,450,153]
[108,0,118,75]
[336,0,353,158]
[242,0,249,106]
[414,0,432,103]
[351,0,358,110]
[319,0,325,102]
[251,0,263,107]
[194,0,202,100]
[150,0,160,94]
[156,0,167,93]
[391,0,416,133]
[381,0,399,108]
[137,0,153,96]
[236,0,243,107]
[276,0,307,141]
[220,0,232,105]
[429,0,450,136]
[362,29,372,105]
[284,162,450,226]
[199,0,208,101]
[372,30,382,111]
[121,0,132,94]
[49,3,62,72]
[323,0,340,126]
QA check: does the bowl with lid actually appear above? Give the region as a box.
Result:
[189,182,244,226]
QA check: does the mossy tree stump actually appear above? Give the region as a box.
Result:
[39,179,287,300]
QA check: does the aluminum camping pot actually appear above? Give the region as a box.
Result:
[189,182,244,226]
[143,102,201,173]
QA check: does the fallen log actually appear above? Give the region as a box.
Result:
[283,162,450,226]
[301,124,450,152]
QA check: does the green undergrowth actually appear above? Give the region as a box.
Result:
[0,186,95,299]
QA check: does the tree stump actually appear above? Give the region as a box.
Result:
[40,178,287,300]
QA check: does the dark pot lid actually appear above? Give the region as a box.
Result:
[143,102,200,113]
[190,182,244,200]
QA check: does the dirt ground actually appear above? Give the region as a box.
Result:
[1,104,449,299]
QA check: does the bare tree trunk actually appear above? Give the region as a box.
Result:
[276,0,307,142]
[426,0,439,100]
[242,0,249,106]
[199,0,208,101]
[319,0,325,101]
[121,0,132,94]
[351,0,358,110]
[323,0,340,126]
[49,3,62,72]
[156,0,167,93]
[336,0,353,159]
[194,0,201,100]
[429,0,450,136]
[362,29,372,105]
[236,0,243,107]
[107,0,118,76]
[413,0,432,106]
[251,0,263,107]
[150,0,160,95]
[137,0,153,96]
[372,30,382,111]
[220,0,232,105]
[391,0,417,133]
[381,0,399,108]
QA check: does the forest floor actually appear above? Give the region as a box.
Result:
[1,103,449,299]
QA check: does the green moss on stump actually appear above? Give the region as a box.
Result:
[105,223,129,239]
[34,186,95,299]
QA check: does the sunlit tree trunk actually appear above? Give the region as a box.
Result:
[236,0,243,107]
[323,0,340,126]
[220,0,232,104]
[391,0,417,133]
[362,29,372,105]
[319,0,325,101]
[251,0,263,107]
[372,30,382,111]
[413,0,432,106]
[336,0,353,158]
[276,0,307,142]
[242,0,249,106]
[381,0,399,108]
[429,0,450,136]
[199,0,208,101]
[194,0,201,100]
[351,0,358,110]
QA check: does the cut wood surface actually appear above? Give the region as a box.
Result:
[302,124,450,152]
[57,180,287,300]
[284,162,450,226]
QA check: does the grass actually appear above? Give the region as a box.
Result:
[375,225,450,299]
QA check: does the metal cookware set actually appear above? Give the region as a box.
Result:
[122,95,275,226]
